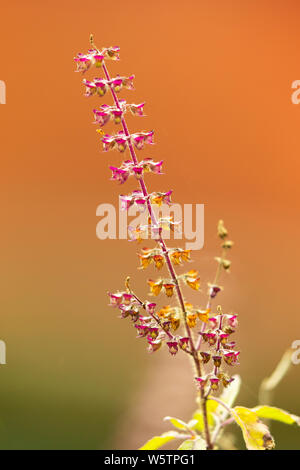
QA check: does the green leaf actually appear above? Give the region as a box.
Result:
[164,416,190,431]
[232,406,275,450]
[139,431,184,450]
[178,437,206,450]
[252,406,300,426]
[178,439,194,450]
[193,401,216,432]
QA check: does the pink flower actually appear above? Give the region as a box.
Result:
[147,339,162,353]
[209,285,221,299]
[101,132,129,152]
[223,351,240,366]
[122,293,133,304]
[109,159,163,185]
[101,131,154,153]
[227,314,238,329]
[148,327,159,339]
[108,291,133,307]
[166,341,178,356]
[108,292,123,307]
[135,325,149,338]
[119,304,139,320]
[129,102,145,116]
[93,78,109,96]
[82,79,99,97]
[93,107,111,127]
[119,190,147,211]
[210,377,220,391]
[110,75,135,92]
[195,376,207,388]
[74,53,93,73]
[110,166,130,184]
[219,332,230,344]
[205,332,217,345]
[145,302,156,315]
[141,158,163,174]
[209,316,219,328]
[178,337,189,350]
[93,101,145,127]
[222,375,235,387]
[150,190,172,207]
[74,47,120,73]
[131,131,154,150]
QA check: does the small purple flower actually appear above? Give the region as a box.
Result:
[110,166,130,184]
[122,293,133,304]
[101,131,129,152]
[209,285,221,298]
[108,159,163,185]
[110,74,134,92]
[131,131,154,150]
[132,166,143,178]
[205,332,217,346]
[119,191,147,211]
[178,337,189,350]
[119,304,139,320]
[219,332,230,344]
[141,158,163,174]
[74,53,93,73]
[74,47,120,73]
[200,352,211,364]
[223,351,240,366]
[195,376,207,389]
[93,78,108,96]
[162,320,171,332]
[227,314,238,329]
[222,375,235,388]
[209,316,219,328]
[147,338,162,353]
[148,327,159,339]
[129,102,145,116]
[212,355,222,368]
[82,79,98,97]
[210,377,220,391]
[166,341,178,356]
[108,292,123,307]
[93,108,111,127]
[146,302,156,315]
[135,324,149,338]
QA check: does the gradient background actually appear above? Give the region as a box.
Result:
[0,0,299,450]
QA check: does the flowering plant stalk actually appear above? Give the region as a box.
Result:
[75,36,300,450]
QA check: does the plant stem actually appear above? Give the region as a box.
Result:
[211,416,234,446]
[101,60,213,450]
[196,247,226,351]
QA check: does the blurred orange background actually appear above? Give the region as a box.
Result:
[0,0,299,449]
